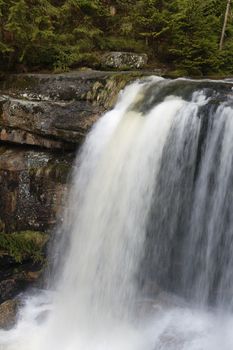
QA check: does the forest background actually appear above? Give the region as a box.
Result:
[0,0,232,76]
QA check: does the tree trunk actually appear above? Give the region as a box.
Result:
[219,0,231,50]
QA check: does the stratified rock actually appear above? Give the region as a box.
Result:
[0,71,149,149]
[0,128,71,150]
[0,299,19,329]
[101,52,148,70]
[0,70,157,301]
[0,70,153,233]
[1,97,99,148]
[0,70,146,102]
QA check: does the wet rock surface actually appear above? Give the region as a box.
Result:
[0,70,149,232]
[0,71,147,149]
[0,299,19,329]
[0,230,48,304]
[0,264,43,304]
[0,98,100,149]
[0,70,153,322]
[0,146,73,233]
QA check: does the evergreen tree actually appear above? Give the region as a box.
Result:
[0,0,232,74]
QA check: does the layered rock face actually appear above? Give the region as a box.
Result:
[0,71,138,150]
[0,70,147,306]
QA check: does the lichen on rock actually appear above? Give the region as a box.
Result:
[101,52,148,70]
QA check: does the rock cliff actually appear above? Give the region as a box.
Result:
[0,69,149,305]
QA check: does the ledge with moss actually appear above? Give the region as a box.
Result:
[0,231,48,304]
[0,231,48,264]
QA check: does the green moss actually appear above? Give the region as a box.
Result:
[0,231,49,264]
[92,73,146,109]
[111,72,146,82]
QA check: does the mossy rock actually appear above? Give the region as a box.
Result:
[86,72,148,110]
[0,231,49,264]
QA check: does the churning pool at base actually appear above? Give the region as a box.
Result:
[1,290,233,350]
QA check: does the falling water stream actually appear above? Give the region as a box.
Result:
[1,76,233,349]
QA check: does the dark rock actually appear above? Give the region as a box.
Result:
[0,299,19,329]
[0,261,44,303]
[0,273,34,303]
[0,279,18,302]
[0,146,73,232]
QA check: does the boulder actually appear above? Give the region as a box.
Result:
[0,299,19,329]
[101,52,148,70]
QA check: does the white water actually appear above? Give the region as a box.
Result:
[1,77,233,350]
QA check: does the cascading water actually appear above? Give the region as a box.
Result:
[1,76,233,350]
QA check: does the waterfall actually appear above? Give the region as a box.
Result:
[1,77,233,350]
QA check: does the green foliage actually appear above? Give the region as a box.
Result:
[0,231,48,263]
[0,0,232,75]
[130,0,233,75]
[0,0,103,70]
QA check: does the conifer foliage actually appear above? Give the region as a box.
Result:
[0,0,232,75]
